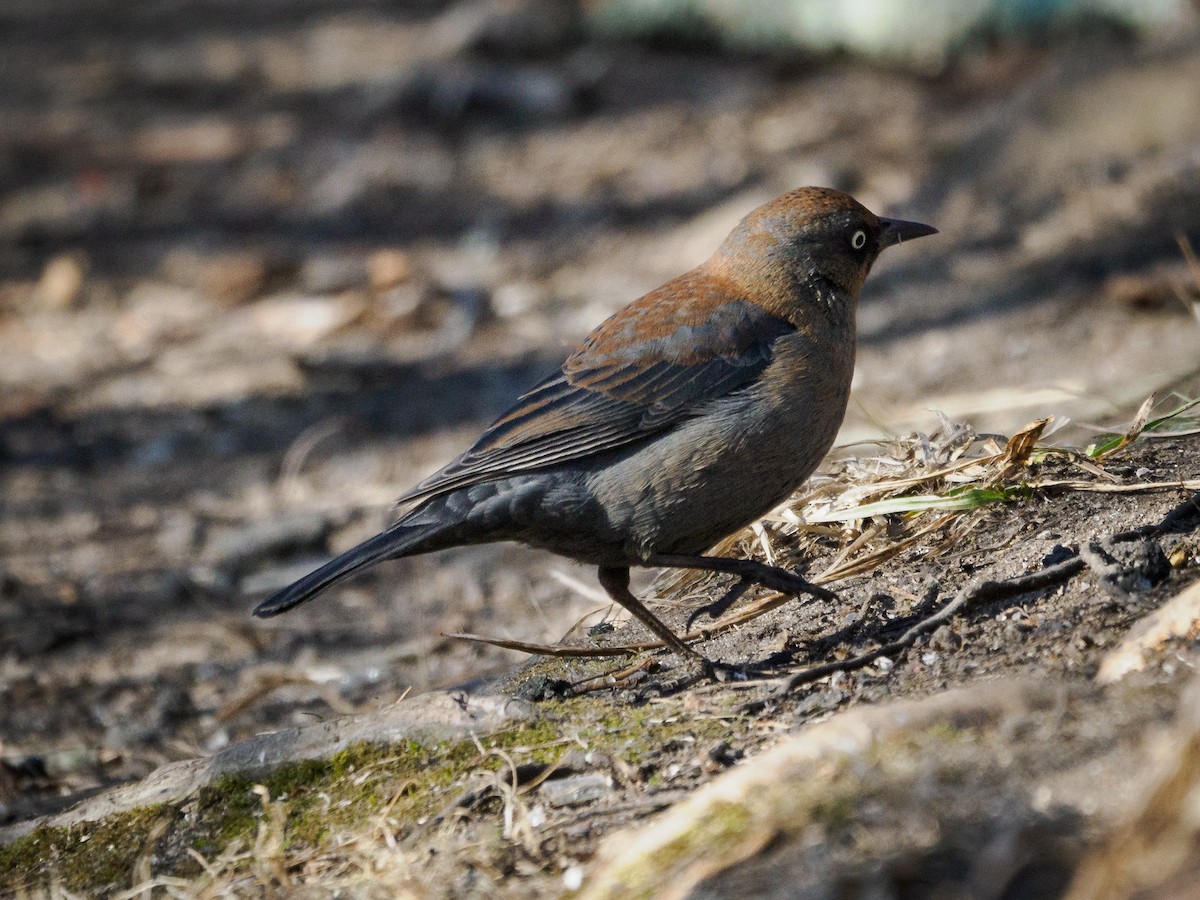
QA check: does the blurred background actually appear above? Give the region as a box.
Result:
[2,0,1199,824]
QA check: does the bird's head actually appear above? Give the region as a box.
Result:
[712,186,937,307]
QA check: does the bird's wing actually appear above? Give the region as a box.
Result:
[398,292,795,506]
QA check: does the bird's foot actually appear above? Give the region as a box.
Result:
[740,565,836,601]
[647,554,837,603]
[676,650,717,682]
[677,653,771,684]
[641,656,718,697]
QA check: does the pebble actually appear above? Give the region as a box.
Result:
[539,773,613,808]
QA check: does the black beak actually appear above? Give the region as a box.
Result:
[879,217,938,249]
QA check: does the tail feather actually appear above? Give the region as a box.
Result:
[253,523,432,617]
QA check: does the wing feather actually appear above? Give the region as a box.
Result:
[398,294,794,506]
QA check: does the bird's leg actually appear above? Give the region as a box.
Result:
[645,554,836,603]
[597,565,712,677]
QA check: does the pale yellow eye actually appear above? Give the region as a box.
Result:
[850,229,867,250]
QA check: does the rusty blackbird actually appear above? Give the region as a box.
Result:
[254,187,937,674]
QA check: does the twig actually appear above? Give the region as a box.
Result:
[538,793,685,838]
[568,657,659,696]
[819,521,883,577]
[447,588,799,659]
[451,477,1197,671]
[820,513,956,580]
[744,554,1087,711]
[1032,478,1200,495]
[446,632,644,658]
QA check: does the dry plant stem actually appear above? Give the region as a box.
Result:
[568,657,659,696]
[450,512,1070,662]
[1036,478,1200,495]
[447,590,799,658]
[820,513,956,581]
[755,554,1088,708]
[821,521,883,577]
[1093,395,1157,460]
[449,479,1197,665]
[446,631,640,657]
[538,794,687,841]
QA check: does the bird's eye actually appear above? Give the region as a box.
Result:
[850,229,868,251]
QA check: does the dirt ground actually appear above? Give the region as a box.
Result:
[2,1,1200,896]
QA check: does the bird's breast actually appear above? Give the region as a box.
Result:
[584,325,856,559]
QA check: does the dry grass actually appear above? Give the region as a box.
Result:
[13,398,1199,898]
[452,395,1199,661]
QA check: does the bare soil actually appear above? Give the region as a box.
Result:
[2,2,1200,896]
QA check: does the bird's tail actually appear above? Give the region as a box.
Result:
[252,522,437,617]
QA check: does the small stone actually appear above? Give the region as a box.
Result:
[513,674,570,702]
[160,248,285,305]
[538,773,613,808]
[704,741,742,771]
[563,865,584,892]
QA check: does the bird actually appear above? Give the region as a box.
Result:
[253,187,936,676]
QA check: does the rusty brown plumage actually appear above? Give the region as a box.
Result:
[254,187,937,678]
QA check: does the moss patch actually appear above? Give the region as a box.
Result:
[0,804,179,896]
[0,696,742,896]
